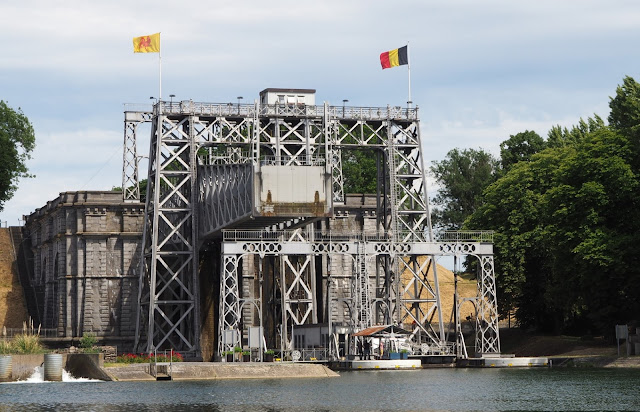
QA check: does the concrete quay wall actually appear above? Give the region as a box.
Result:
[104,362,339,381]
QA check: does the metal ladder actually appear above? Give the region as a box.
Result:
[354,241,372,329]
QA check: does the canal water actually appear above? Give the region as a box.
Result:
[1,367,639,411]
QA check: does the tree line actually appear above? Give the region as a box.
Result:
[431,76,640,336]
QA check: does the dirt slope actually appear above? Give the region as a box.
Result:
[400,259,477,326]
[0,228,29,329]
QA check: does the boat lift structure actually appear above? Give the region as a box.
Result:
[123,88,501,361]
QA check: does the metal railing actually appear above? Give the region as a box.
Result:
[223,230,387,242]
[149,349,173,379]
[418,341,456,356]
[199,153,325,167]
[123,103,153,112]
[282,348,329,362]
[433,231,494,243]
[223,229,494,243]
[133,101,418,121]
[1,327,58,339]
[259,155,325,166]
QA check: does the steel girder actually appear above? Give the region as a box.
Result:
[475,255,501,355]
[126,100,501,358]
[134,110,200,356]
[218,254,241,354]
[122,111,152,202]
[198,163,253,237]
[220,231,499,357]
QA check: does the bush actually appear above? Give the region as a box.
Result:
[79,333,97,349]
[0,340,12,354]
[12,334,44,354]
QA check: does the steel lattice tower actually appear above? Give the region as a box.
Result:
[126,95,501,359]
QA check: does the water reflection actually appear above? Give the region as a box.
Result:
[1,368,639,411]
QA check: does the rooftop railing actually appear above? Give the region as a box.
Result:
[223,229,494,243]
[124,101,419,121]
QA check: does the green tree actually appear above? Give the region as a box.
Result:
[0,101,35,211]
[499,130,546,173]
[342,149,378,194]
[466,148,570,329]
[608,75,640,133]
[340,124,381,194]
[430,148,498,230]
[547,115,606,149]
[468,123,640,334]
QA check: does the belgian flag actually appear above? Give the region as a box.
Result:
[380,45,408,70]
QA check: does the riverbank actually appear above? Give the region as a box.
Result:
[498,327,640,368]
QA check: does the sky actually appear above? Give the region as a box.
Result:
[1,0,639,226]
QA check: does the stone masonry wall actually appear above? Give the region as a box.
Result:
[23,191,143,344]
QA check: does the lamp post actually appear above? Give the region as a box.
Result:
[342,99,348,117]
[237,96,243,114]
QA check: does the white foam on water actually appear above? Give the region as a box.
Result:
[2,365,103,383]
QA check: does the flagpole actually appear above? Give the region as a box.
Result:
[158,32,162,104]
[407,41,412,109]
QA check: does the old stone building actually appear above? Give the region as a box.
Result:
[20,190,376,354]
[22,191,144,347]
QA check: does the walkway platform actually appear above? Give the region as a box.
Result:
[460,356,549,368]
[332,359,422,370]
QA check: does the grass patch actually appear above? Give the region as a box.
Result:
[0,339,12,354]
[104,362,129,368]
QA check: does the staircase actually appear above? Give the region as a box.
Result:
[0,228,29,328]
[354,241,371,330]
[386,137,400,241]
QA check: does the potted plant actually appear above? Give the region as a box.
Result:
[264,349,275,362]
[224,351,234,362]
[400,349,409,360]
[242,350,251,362]
[389,351,401,360]
[233,346,242,362]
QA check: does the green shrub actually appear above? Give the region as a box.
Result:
[0,339,12,354]
[12,334,43,354]
[79,332,97,349]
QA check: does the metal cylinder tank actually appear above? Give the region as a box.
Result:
[0,355,12,382]
[43,353,63,381]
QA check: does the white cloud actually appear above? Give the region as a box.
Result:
[2,0,640,226]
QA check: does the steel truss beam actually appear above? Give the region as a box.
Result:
[134,109,200,356]
[122,111,152,202]
[219,230,498,357]
[198,163,253,236]
[475,255,501,355]
[127,99,500,358]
